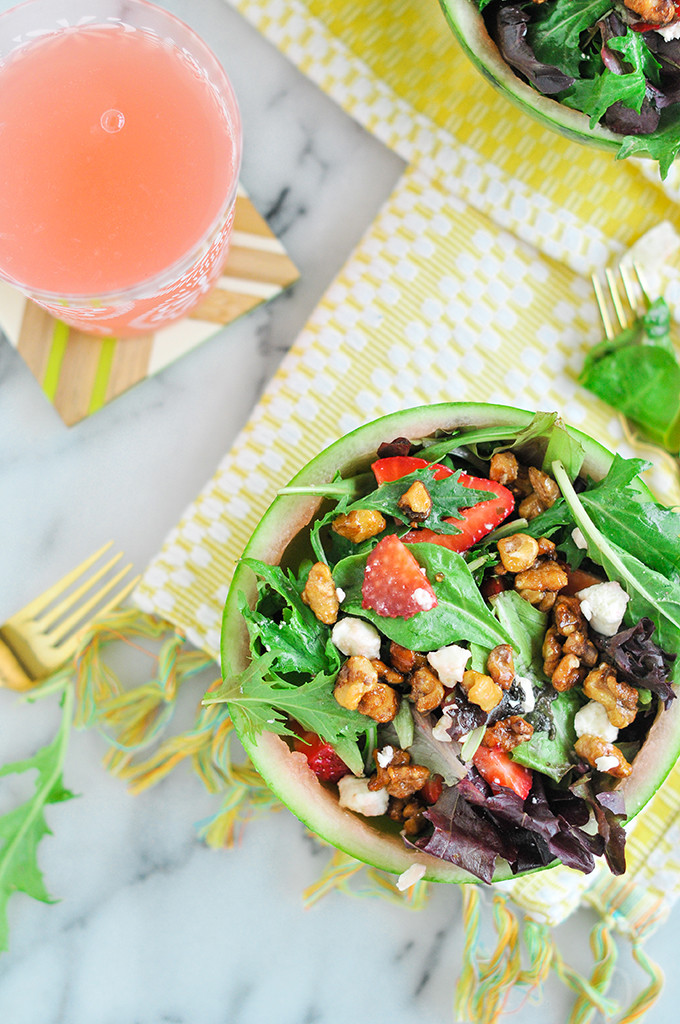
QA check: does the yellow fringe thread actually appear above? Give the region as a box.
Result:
[567,919,618,1024]
[618,944,664,1024]
[455,886,482,1022]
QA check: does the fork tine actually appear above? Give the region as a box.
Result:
[51,573,141,658]
[37,551,124,629]
[592,273,615,340]
[605,267,628,329]
[11,541,115,622]
[633,262,651,305]
[46,563,136,644]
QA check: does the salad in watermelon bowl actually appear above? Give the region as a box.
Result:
[208,404,680,885]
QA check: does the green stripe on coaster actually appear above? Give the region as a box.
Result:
[88,338,117,414]
[42,319,70,400]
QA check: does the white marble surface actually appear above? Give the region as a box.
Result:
[1,2,680,1022]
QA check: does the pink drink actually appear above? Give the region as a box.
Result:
[0,1,241,336]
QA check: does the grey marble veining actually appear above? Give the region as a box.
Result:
[1,2,680,1023]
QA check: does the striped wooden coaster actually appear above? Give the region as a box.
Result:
[0,187,299,426]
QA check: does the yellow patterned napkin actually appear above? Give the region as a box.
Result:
[127,1,680,1016]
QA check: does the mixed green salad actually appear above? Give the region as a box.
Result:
[211,413,680,884]
[478,0,680,174]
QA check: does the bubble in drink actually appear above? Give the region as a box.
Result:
[100,108,125,133]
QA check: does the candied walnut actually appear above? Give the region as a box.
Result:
[486,644,515,690]
[358,682,400,723]
[542,626,563,676]
[461,670,503,712]
[623,0,675,25]
[483,715,534,751]
[551,653,582,692]
[528,467,560,508]
[301,561,339,625]
[408,666,445,713]
[333,656,378,710]
[519,588,557,613]
[537,536,556,558]
[389,641,427,674]
[332,508,386,543]
[574,735,632,778]
[497,533,539,573]
[372,659,404,686]
[489,451,519,485]
[398,480,432,522]
[509,465,534,499]
[553,595,586,637]
[518,493,546,521]
[369,748,430,799]
[388,796,426,835]
[563,630,598,668]
[515,562,568,593]
[583,663,638,729]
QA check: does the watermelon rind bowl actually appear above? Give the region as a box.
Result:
[220,402,680,884]
[438,0,625,152]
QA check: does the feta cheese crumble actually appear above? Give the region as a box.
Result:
[571,527,587,550]
[426,644,471,686]
[412,587,437,611]
[432,713,453,743]
[336,587,346,603]
[515,675,535,714]
[576,581,629,636]
[595,754,619,773]
[376,745,395,768]
[331,617,381,659]
[574,700,618,743]
[337,775,389,816]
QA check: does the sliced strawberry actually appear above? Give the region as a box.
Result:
[403,473,514,553]
[421,773,444,805]
[472,745,533,801]
[371,455,453,484]
[362,534,437,619]
[293,731,350,783]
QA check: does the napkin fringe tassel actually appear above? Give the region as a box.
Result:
[58,613,665,1023]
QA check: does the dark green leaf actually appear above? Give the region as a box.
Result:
[528,0,612,77]
[490,590,548,676]
[332,543,512,651]
[617,104,680,179]
[512,689,582,781]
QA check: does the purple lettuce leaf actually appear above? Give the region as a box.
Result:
[571,780,627,875]
[593,617,676,707]
[495,6,575,95]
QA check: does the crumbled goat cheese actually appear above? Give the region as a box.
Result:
[376,745,395,768]
[571,527,587,550]
[595,754,619,772]
[658,20,680,41]
[577,581,629,636]
[412,587,436,610]
[574,700,618,743]
[337,775,389,816]
[427,644,471,686]
[331,617,381,659]
[515,675,535,714]
[396,863,427,891]
[336,587,346,603]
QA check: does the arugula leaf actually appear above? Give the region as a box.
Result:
[579,299,680,452]
[579,455,680,579]
[239,559,341,676]
[346,466,494,535]
[511,689,581,781]
[617,104,680,179]
[206,655,369,746]
[528,0,612,77]
[560,64,646,129]
[0,687,75,953]
[332,543,512,651]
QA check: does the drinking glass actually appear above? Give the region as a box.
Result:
[0,0,242,337]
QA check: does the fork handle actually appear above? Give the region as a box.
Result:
[0,638,36,691]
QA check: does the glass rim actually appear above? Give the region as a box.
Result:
[0,0,243,305]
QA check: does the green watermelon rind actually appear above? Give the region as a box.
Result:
[437,0,625,152]
[220,402,680,884]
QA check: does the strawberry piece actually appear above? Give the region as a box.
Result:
[421,773,444,805]
[362,534,437,619]
[472,745,533,801]
[293,731,350,783]
[372,455,453,484]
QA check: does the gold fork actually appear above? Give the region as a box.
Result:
[591,261,650,339]
[0,541,140,691]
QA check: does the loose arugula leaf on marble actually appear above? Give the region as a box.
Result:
[0,687,75,953]
[332,543,512,651]
[239,559,341,676]
[346,466,494,535]
[206,654,369,746]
